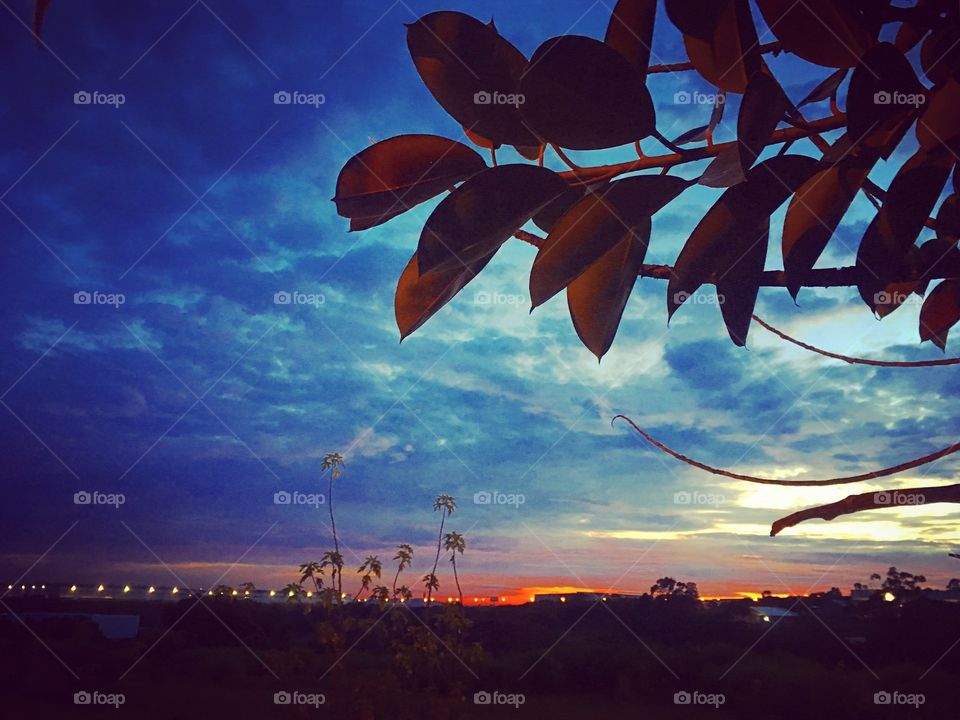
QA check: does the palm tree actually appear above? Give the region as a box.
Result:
[427,494,456,603]
[422,573,439,601]
[370,585,391,602]
[321,452,345,597]
[299,561,324,593]
[356,555,383,600]
[392,543,414,598]
[320,550,344,605]
[238,581,256,598]
[443,531,466,604]
[283,582,304,602]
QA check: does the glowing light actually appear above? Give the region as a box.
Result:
[20,585,25,590]
[560,596,566,603]
[288,591,295,597]
[41,585,45,589]
[341,593,347,599]
[148,586,156,594]
[269,590,276,597]
[529,596,535,603]
[763,615,771,622]
[6,585,11,590]
[172,587,179,594]
[123,585,131,593]
[602,597,607,602]
[70,585,77,592]
[500,597,506,602]
[97,584,105,592]
[884,591,896,602]
[232,590,238,596]
[244,590,250,596]
[31,585,36,589]
[306,591,313,598]
[208,590,214,596]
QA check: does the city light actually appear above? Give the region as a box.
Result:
[97,584,104,592]
[269,590,276,597]
[172,587,179,594]
[884,592,896,602]
[70,585,77,592]
[148,586,156,594]
[123,585,131,593]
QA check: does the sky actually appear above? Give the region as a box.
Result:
[1,0,959,603]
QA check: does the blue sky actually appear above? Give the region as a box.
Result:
[1,0,959,600]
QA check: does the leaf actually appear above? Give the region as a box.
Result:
[33,0,50,45]
[530,175,691,307]
[407,12,537,146]
[604,0,657,74]
[920,25,960,85]
[783,136,880,299]
[417,164,569,274]
[532,186,588,234]
[464,128,501,151]
[333,135,487,232]
[520,35,655,150]
[756,0,874,68]
[678,0,761,93]
[664,0,729,41]
[699,146,746,188]
[674,125,709,145]
[847,43,922,154]
[797,69,848,108]
[395,251,495,340]
[736,72,791,169]
[937,194,960,241]
[917,77,960,151]
[919,279,960,350]
[857,144,955,311]
[673,91,725,145]
[716,216,770,345]
[513,144,543,161]
[567,220,650,360]
[668,156,819,332]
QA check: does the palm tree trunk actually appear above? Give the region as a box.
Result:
[428,511,446,603]
[328,473,342,604]
[452,555,463,605]
[392,566,402,597]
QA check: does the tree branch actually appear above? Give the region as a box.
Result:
[612,414,960,487]
[771,484,960,536]
[752,315,960,367]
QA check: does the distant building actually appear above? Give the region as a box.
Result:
[750,606,800,623]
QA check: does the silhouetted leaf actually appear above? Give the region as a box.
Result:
[532,186,588,234]
[797,69,848,108]
[395,251,495,340]
[333,134,487,232]
[673,125,710,145]
[716,216,770,345]
[673,91,725,145]
[847,43,921,154]
[604,0,657,74]
[674,0,761,93]
[669,155,819,339]
[783,136,879,299]
[699,146,746,188]
[917,77,960,150]
[737,72,790,168]
[756,0,874,68]
[464,128,501,151]
[513,144,543,161]
[407,12,537,145]
[531,175,691,307]
[937,194,960,241]
[567,220,650,360]
[919,279,960,350]
[921,25,960,85]
[418,164,568,274]
[857,144,955,311]
[520,35,655,150]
